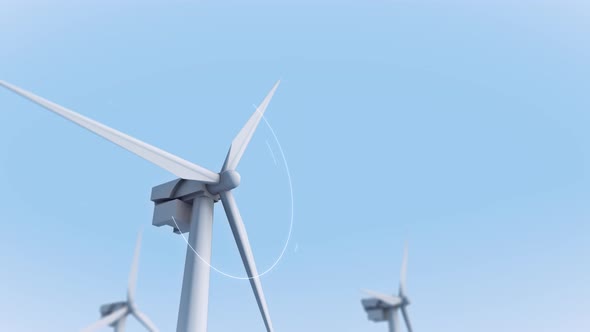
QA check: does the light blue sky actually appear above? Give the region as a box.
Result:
[0,1,589,331]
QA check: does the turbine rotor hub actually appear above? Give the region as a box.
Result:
[100,301,127,317]
[401,296,410,306]
[207,170,241,194]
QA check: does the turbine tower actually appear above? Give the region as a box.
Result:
[361,247,413,332]
[82,231,158,332]
[0,80,280,332]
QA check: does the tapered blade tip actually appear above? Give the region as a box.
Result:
[267,80,281,97]
[0,80,13,89]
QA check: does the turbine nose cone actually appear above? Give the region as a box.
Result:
[207,170,241,194]
[221,170,241,189]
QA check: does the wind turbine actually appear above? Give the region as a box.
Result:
[0,80,280,332]
[82,231,158,332]
[361,247,413,332]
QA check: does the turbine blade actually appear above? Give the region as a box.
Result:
[401,306,413,332]
[80,306,128,332]
[0,80,219,183]
[361,289,403,307]
[399,245,408,296]
[221,80,280,172]
[220,190,273,332]
[127,230,143,304]
[133,309,160,332]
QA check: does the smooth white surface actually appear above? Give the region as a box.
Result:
[221,190,274,332]
[222,80,280,172]
[176,195,215,332]
[0,80,220,183]
[388,309,400,332]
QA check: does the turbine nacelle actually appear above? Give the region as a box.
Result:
[100,302,127,318]
[362,298,393,322]
[150,170,241,233]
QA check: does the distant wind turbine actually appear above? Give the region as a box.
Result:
[361,247,413,332]
[81,231,158,332]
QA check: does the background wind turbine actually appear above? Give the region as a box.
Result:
[361,247,413,332]
[82,231,158,332]
[0,79,279,332]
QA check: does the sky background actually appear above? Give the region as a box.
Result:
[0,0,589,331]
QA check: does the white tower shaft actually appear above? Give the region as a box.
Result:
[114,317,127,332]
[388,308,400,332]
[176,195,215,332]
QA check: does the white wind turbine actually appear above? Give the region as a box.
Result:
[0,80,280,332]
[361,247,413,332]
[82,231,158,332]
